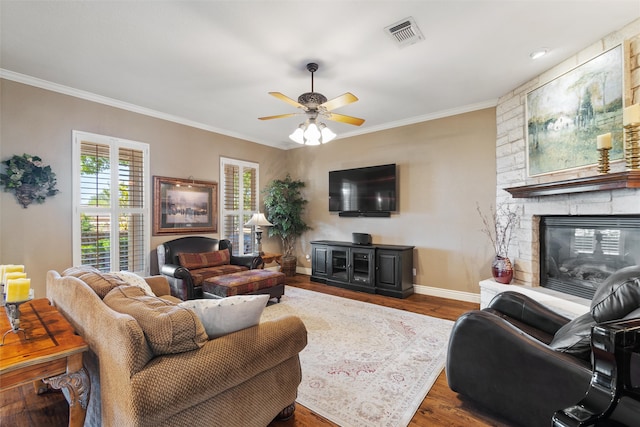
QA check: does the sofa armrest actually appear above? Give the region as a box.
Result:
[488,291,571,335]
[230,254,263,269]
[160,263,190,279]
[129,315,308,421]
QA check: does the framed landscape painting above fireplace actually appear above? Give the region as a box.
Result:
[526,44,624,176]
[153,176,218,235]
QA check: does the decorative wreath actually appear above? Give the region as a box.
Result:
[0,153,59,208]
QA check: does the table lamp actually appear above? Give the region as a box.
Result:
[245,213,273,255]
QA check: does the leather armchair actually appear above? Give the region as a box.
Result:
[157,236,262,300]
[446,265,640,427]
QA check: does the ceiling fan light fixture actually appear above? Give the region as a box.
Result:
[289,120,335,145]
[289,125,305,144]
[303,121,321,145]
[262,62,363,145]
[319,123,336,143]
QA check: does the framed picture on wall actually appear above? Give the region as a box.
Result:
[526,44,624,176]
[153,176,218,235]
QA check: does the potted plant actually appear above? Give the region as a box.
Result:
[262,174,311,276]
[477,201,520,284]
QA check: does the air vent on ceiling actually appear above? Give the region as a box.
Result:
[384,17,424,48]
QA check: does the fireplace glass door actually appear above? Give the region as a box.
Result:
[540,215,640,299]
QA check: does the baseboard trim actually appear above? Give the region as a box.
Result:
[413,284,480,304]
[293,268,480,304]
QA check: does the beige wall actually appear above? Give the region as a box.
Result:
[286,109,497,294]
[0,80,287,297]
[1,78,497,299]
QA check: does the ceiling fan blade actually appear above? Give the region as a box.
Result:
[320,92,358,111]
[258,113,299,120]
[326,112,365,126]
[269,92,307,110]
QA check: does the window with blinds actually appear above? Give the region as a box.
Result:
[73,131,150,274]
[220,158,258,255]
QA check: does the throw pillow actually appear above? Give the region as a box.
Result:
[178,249,231,269]
[179,294,269,339]
[108,271,155,296]
[104,285,208,355]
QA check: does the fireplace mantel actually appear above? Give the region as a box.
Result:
[504,170,640,198]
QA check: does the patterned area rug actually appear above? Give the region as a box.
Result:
[260,286,454,427]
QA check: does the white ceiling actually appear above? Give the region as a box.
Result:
[1,1,639,150]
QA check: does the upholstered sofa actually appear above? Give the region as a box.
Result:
[157,236,263,300]
[446,265,640,427]
[46,266,307,427]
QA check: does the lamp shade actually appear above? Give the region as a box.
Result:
[244,213,273,227]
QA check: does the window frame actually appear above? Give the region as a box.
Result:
[220,157,259,256]
[72,130,150,274]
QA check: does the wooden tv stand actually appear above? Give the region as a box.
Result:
[310,240,414,298]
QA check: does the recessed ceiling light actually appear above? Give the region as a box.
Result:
[530,49,549,60]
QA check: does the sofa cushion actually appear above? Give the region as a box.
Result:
[178,294,269,339]
[104,285,208,355]
[591,265,640,322]
[63,266,128,299]
[178,249,230,270]
[110,271,155,296]
[549,312,595,360]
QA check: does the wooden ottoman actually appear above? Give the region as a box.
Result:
[202,269,286,302]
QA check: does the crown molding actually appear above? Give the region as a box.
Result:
[337,99,499,140]
[0,69,279,147]
[1,69,497,150]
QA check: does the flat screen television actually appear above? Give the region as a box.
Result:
[329,164,397,215]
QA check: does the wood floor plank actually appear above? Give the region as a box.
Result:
[0,274,511,426]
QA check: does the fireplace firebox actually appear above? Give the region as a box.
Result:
[540,215,640,299]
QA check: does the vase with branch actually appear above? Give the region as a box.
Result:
[477,202,520,284]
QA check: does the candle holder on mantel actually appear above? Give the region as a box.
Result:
[597,147,611,174]
[0,286,33,345]
[624,123,640,169]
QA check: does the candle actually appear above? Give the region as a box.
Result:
[623,104,640,125]
[4,265,24,274]
[6,278,31,302]
[3,271,27,285]
[597,133,612,149]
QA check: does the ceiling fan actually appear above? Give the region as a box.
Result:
[258,63,365,131]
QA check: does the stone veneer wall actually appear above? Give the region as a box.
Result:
[496,18,640,288]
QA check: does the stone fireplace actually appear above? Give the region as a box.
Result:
[481,22,640,314]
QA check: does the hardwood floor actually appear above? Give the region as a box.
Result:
[0,274,512,427]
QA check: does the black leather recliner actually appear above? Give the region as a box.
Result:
[446,265,640,427]
[157,236,262,300]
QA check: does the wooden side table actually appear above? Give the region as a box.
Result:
[0,298,89,427]
[259,252,282,269]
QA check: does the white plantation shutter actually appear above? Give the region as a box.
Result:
[220,158,258,255]
[73,131,150,273]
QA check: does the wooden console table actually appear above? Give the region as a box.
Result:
[0,298,89,427]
